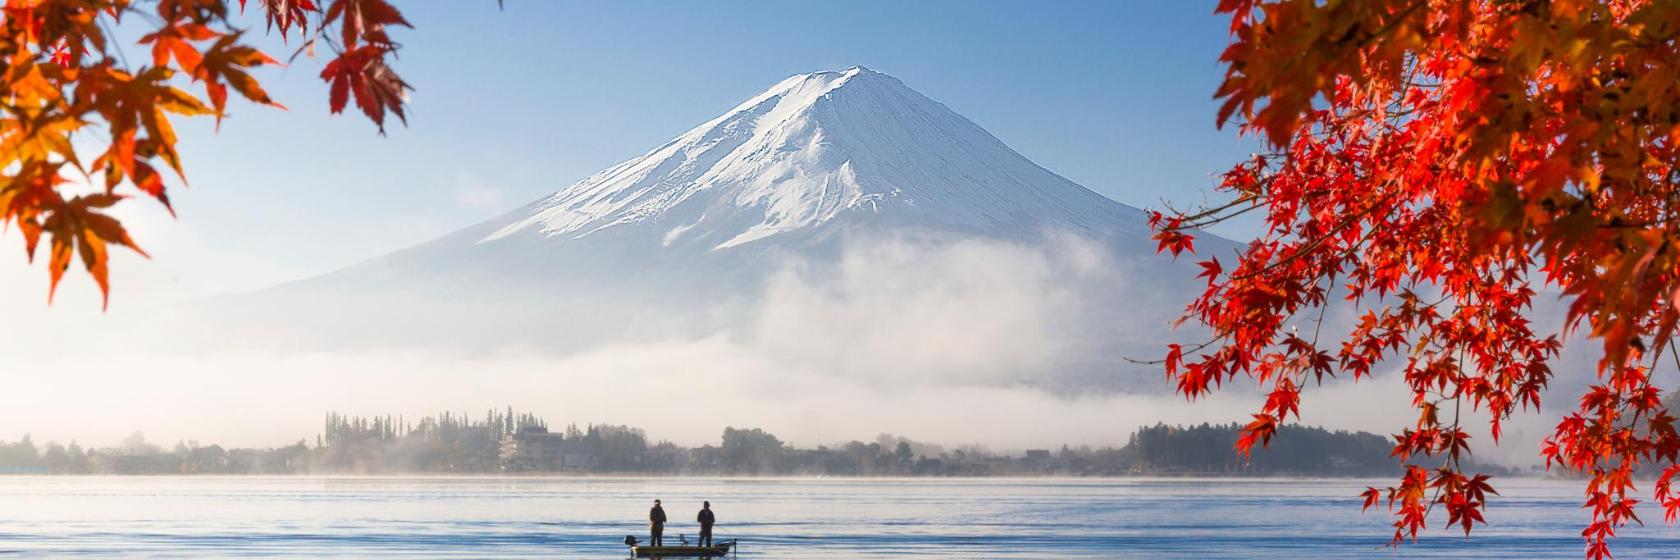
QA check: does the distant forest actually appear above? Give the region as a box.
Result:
[0,409,1529,477]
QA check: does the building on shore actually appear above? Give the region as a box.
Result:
[499,426,598,472]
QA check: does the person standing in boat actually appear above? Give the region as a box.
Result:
[696,501,716,547]
[649,499,667,547]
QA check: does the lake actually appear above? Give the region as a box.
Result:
[1,476,1676,558]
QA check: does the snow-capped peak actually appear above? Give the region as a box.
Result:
[481,66,1141,250]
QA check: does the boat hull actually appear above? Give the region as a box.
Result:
[629,542,733,557]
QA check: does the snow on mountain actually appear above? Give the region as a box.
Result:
[478,66,1148,253]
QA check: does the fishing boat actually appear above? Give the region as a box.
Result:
[628,539,735,558]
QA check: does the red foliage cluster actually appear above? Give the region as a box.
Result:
[0,0,416,306]
[1157,1,1680,557]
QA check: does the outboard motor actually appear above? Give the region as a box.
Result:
[623,535,639,547]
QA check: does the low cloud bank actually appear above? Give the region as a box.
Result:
[0,230,1556,466]
[751,231,1141,388]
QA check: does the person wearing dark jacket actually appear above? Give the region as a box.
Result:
[649,500,667,547]
[696,501,716,547]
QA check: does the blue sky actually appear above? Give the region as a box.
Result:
[5,0,1252,310]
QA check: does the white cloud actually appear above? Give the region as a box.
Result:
[750,232,1112,387]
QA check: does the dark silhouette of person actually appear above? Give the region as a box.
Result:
[649,499,667,547]
[697,501,716,547]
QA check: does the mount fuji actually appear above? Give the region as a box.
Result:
[220,67,1229,391]
[483,66,1147,251]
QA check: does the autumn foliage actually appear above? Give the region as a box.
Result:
[0,0,412,307]
[1151,0,1680,557]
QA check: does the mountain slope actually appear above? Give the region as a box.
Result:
[218,67,1227,392]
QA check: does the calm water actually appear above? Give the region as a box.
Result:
[2,476,1678,558]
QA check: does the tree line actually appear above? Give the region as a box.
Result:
[0,411,1527,477]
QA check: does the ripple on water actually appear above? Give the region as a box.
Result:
[0,477,1675,558]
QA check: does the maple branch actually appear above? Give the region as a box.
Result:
[1231,192,1399,281]
[1123,337,1220,366]
[97,16,131,70]
[1358,1,1428,50]
[1310,273,1338,349]
[1175,199,1268,231]
[1668,342,1680,380]
[1170,189,1264,222]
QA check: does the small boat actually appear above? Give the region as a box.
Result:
[629,539,735,558]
